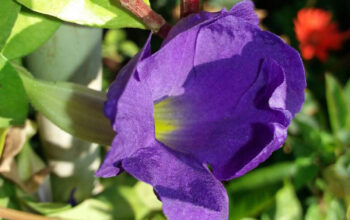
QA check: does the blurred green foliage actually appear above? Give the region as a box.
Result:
[0,0,350,219]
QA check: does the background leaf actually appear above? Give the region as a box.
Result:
[1,8,60,60]
[0,128,8,158]
[16,0,149,29]
[0,54,28,125]
[0,0,21,50]
[16,67,114,146]
[274,181,302,220]
[325,74,350,136]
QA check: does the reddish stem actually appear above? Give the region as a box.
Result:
[180,0,200,18]
[120,0,170,38]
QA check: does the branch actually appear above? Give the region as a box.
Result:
[120,0,171,38]
[181,0,200,18]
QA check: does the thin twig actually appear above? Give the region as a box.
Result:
[180,0,200,18]
[120,0,171,38]
[0,207,59,220]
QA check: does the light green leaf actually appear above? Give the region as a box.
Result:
[24,200,72,215]
[0,117,12,128]
[120,182,162,220]
[275,181,302,220]
[325,74,350,135]
[326,199,346,220]
[0,54,28,125]
[0,0,21,50]
[2,8,60,60]
[49,178,162,220]
[305,204,325,220]
[16,66,114,146]
[0,128,8,158]
[17,142,46,182]
[16,0,149,29]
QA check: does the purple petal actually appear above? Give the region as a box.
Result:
[154,55,292,180]
[122,141,228,220]
[193,16,305,116]
[138,1,261,102]
[229,0,259,25]
[145,16,304,180]
[96,35,155,177]
[164,0,258,44]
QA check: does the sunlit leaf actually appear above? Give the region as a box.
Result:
[0,54,28,125]
[0,128,8,158]
[305,203,325,220]
[0,0,21,50]
[119,182,162,220]
[16,0,150,29]
[275,181,302,220]
[16,65,114,146]
[24,200,71,215]
[1,8,60,60]
[325,198,346,220]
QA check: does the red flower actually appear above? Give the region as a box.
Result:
[294,8,349,62]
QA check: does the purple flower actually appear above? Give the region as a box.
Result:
[96,1,306,219]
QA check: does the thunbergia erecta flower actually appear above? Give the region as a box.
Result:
[96,1,306,219]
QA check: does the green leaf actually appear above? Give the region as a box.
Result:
[0,117,12,128]
[325,199,346,220]
[0,54,28,125]
[0,178,20,209]
[0,128,8,158]
[119,182,162,220]
[275,181,302,220]
[1,8,60,60]
[24,200,71,215]
[229,184,279,220]
[325,74,350,135]
[208,0,243,9]
[305,203,325,220]
[49,178,162,220]
[16,0,149,29]
[227,162,297,192]
[0,0,21,50]
[16,66,114,146]
[344,79,350,117]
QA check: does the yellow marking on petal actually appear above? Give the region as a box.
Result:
[153,99,179,141]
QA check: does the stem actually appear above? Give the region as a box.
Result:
[120,0,170,38]
[181,0,200,18]
[0,207,59,220]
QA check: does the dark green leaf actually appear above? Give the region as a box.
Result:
[229,184,279,220]
[0,54,28,125]
[325,74,350,135]
[227,162,297,192]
